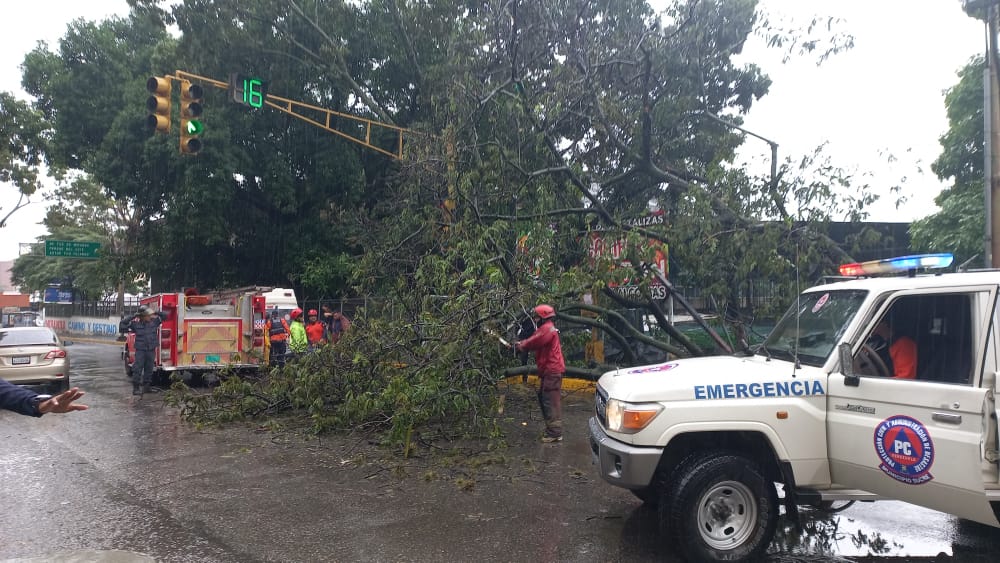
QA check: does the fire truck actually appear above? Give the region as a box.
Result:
[124,290,267,383]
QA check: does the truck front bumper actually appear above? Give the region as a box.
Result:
[588,416,663,490]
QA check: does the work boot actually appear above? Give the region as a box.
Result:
[132,383,141,396]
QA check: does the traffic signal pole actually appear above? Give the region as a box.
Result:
[165,70,409,160]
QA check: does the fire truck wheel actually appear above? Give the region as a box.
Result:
[661,451,778,562]
[156,370,171,387]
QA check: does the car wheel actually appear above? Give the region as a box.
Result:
[661,452,778,562]
[50,378,70,394]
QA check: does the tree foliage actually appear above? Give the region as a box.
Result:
[0,92,48,227]
[11,0,892,440]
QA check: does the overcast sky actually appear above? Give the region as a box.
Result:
[0,0,987,261]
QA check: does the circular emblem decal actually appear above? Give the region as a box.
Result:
[627,362,678,374]
[873,415,934,485]
[811,293,830,313]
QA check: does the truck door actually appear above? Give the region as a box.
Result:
[827,287,999,527]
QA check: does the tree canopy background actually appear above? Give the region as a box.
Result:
[3,0,935,442]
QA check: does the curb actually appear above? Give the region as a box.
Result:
[61,335,122,346]
[502,375,597,393]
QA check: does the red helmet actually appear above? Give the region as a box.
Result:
[533,304,556,320]
[290,308,303,320]
[308,309,318,317]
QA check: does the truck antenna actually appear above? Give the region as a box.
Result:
[791,246,802,375]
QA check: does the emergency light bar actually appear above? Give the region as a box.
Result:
[838,253,954,277]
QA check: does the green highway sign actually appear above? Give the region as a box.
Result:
[44,240,101,259]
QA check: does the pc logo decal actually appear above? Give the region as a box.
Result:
[874,415,934,485]
[626,362,678,374]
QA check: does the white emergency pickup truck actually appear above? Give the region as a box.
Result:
[588,253,1000,562]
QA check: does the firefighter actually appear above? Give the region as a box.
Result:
[288,308,309,356]
[305,309,325,349]
[514,304,565,443]
[266,310,291,367]
[128,305,168,396]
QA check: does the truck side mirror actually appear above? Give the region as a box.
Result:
[838,343,860,387]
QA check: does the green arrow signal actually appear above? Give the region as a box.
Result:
[186,120,203,135]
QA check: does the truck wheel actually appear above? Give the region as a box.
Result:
[630,468,671,506]
[631,487,658,505]
[661,452,778,562]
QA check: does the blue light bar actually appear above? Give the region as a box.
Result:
[839,253,953,276]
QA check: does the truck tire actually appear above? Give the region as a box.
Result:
[661,452,778,562]
[631,487,658,505]
[630,468,672,506]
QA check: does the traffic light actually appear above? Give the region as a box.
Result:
[145,76,171,133]
[179,80,204,155]
[229,73,268,108]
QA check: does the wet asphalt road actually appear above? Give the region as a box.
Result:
[1,343,1000,562]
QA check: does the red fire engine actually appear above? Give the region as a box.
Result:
[124,290,267,383]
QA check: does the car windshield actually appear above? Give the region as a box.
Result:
[761,290,868,367]
[0,328,59,347]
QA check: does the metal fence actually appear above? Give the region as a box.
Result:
[298,297,373,320]
[41,301,133,319]
[39,283,786,325]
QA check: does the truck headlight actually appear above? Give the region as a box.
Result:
[606,399,663,433]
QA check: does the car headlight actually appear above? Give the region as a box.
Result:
[606,399,663,433]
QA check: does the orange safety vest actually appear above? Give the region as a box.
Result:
[267,319,290,342]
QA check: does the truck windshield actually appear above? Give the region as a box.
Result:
[761,290,867,367]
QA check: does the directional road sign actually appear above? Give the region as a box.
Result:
[44,240,101,259]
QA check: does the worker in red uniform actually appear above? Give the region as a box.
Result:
[515,304,565,443]
[305,309,326,350]
[870,318,917,379]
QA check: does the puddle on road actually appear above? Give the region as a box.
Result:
[773,501,1000,561]
[1,550,155,563]
[608,499,999,562]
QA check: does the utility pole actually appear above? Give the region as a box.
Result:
[964,0,1000,267]
[989,5,1000,267]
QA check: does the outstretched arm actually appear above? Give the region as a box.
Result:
[38,387,89,414]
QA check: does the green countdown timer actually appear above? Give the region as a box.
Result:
[229,74,268,109]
